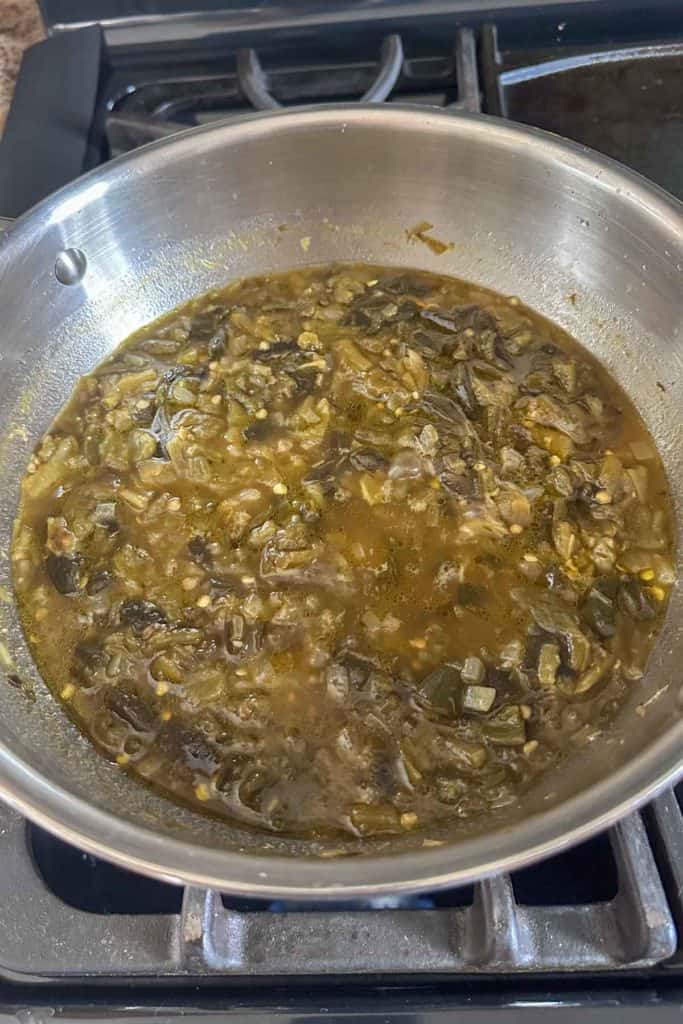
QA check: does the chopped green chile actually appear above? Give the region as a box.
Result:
[537,644,561,688]
[11,263,675,841]
[461,656,485,687]
[462,685,497,713]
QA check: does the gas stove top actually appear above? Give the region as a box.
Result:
[6,796,682,977]
[1,788,683,1018]
[0,1,681,1017]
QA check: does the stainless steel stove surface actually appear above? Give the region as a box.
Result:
[0,1,681,1018]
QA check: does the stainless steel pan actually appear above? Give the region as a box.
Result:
[0,106,681,898]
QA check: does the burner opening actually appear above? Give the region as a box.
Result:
[29,824,183,914]
[219,884,475,913]
[511,832,618,905]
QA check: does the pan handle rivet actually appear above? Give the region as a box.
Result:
[55,248,87,286]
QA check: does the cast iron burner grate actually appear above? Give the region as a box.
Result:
[105,27,479,158]
[99,15,683,198]
[0,795,680,980]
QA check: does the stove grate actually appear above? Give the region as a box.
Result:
[0,800,677,981]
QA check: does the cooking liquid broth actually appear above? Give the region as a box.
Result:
[11,264,675,840]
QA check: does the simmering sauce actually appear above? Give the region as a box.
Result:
[12,264,675,839]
